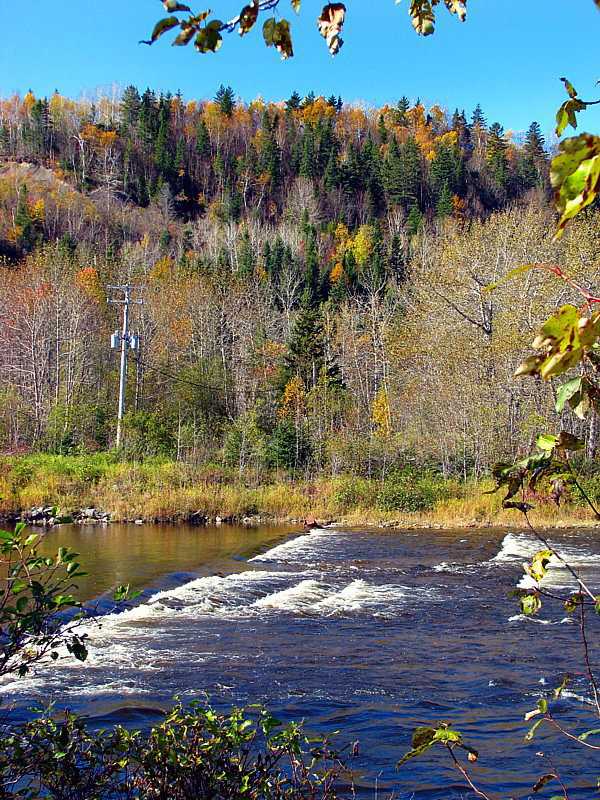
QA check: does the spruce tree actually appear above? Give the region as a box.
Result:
[215,85,235,117]
[195,117,211,158]
[436,180,454,218]
[120,85,141,134]
[486,122,509,194]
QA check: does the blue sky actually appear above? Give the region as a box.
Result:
[1,0,599,142]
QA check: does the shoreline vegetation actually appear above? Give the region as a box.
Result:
[1,453,599,530]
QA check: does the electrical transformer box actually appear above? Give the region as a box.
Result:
[110,332,120,349]
[129,333,139,350]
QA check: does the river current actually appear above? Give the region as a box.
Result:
[4,523,600,798]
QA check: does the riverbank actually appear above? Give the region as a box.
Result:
[1,453,599,529]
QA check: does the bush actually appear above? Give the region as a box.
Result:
[377,467,448,513]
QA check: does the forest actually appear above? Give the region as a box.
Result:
[1,84,599,499]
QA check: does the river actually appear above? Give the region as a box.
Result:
[3,522,600,798]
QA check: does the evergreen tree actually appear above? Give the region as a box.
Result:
[486,122,509,194]
[285,308,326,390]
[520,121,547,190]
[215,85,235,117]
[138,89,158,149]
[389,231,406,283]
[286,91,302,111]
[154,99,172,175]
[302,232,321,309]
[299,128,316,179]
[436,180,454,218]
[406,205,422,235]
[119,85,141,134]
[394,96,410,126]
[195,117,211,158]
[377,113,388,143]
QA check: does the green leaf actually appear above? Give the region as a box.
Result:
[579,727,600,742]
[551,134,600,237]
[521,592,542,614]
[536,433,557,451]
[16,596,28,613]
[150,16,181,43]
[555,377,583,413]
[173,26,197,45]
[537,697,547,714]
[525,717,545,741]
[195,21,222,52]
[262,16,277,45]
[483,263,538,292]
[291,0,300,12]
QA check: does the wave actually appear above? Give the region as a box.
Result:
[250,528,336,564]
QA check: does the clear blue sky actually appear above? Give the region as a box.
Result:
[1,0,599,142]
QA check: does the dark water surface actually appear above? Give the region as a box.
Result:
[4,522,600,798]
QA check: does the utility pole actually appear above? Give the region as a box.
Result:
[107,284,145,448]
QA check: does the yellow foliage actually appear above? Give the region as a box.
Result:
[76,267,103,303]
[371,388,391,437]
[23,91,35,113]
[150,256,174,282]
[31,198,45,226]
[350,225,373,266]
[279,375,306,421]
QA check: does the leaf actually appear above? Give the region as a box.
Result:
[533,774,556,793]
[409,0,435,35]
[317,3,346,55]
[536,433,557,451]
[525,717,544,741]
[515,305,600,379]
[551,134,600,237]
[195,21,223,52]
[555,377,583,413]
[483,263,538,292]
[442,0,466,21]
[525,550,553,582]
[520,591,542,614]
[263,18,293,58]
[291,0,301,12]
[553,674,571,699]
[150,16,181,43]
[561,77,578,99]
[262,16,277,45]
[578,727,600,742]
[163,0,191,10]
[173,26,197,45]
[555,431,585,451]
[239,0,259,35]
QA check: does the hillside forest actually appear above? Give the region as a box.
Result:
[1,84,600,489]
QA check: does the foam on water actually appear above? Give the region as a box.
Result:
[252,579,331,611]
[250,528,337,564]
